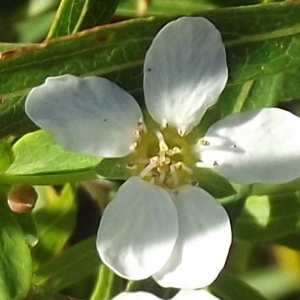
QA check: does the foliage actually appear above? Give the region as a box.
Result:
[1,0,300,299]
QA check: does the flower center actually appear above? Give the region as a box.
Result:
[126,124,197,189]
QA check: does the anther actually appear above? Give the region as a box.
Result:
[129,142,138,151]
[133,130,141,139]
[190,180,199,187]
[175,162,193,174]
[178,128,185,137]
[126,162,138,170]
[161,119,168,128]
[199,139,210,146]
[139,157,157,178]
[167,147,181,156]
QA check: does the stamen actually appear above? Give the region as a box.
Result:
[159,170,166,184]
[126,162,138,170]
[129,142,138,151]
[167,147,181,156]
[161,119,168,128]
[137,118,148,133]
[170,164,179,187]
[190,180,199,187]
[139,157,157,178]
[133,130,141,140]
[178,127,186,137]
[155,131,168,152]
[199,139,210,146]
[175,162,193,175]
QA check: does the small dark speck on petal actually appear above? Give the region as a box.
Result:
[104,118,107,122]
[147,67,152,72]
[233,144,237,148]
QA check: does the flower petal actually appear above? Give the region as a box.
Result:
[153,185,231,289]
[97,176,178,280]
[173,290,220,300]
[25,74,143,157]
[111,292,161,300]
[199,108,300,184]
[144,17,228,135]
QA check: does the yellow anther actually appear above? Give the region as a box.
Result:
[199,139,210,146]
[126,162,138,170]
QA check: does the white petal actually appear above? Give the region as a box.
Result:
[199,108,300,184]
[144,17,228,135]
[153,185,231,289]
[97,177,178,280]
[173,290,220,300]
[25,74,143,157]
[111,292,161,300]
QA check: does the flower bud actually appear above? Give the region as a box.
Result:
[7,183,38,213]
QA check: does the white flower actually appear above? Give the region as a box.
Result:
[25,17,300,290]
[111,290,219,300]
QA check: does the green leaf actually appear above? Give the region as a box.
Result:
[117,0,218,15]
[1,130,99,185]
[47,0,119,38]
[210,270,267,300]
[32,184,77,263]
[2,3,300,136]
[96,157,130,180]
[14,213,39,248]
[217,73,283,118]
[193,168,236,199]
[0,139,14,173]
[234,193,300,241]
[0,193,32,300]
[34,236,100,293]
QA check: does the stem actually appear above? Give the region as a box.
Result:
[90,265,126,300]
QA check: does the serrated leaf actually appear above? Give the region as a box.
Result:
[0,193,32,300]
[34,236,100,293]
[210,270,267,300]
[234,193,300,241]
[2,3,300,137]
[47,0,119,38]
[32,184,77,263]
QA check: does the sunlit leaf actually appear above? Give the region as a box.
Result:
[234,193,300,241]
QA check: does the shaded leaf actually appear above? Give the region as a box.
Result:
[0,193,32,300]
[35,236,100,293]
[211,270,267,300]
[47,0,119,38]
[32,184,77,263]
